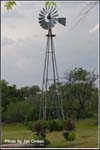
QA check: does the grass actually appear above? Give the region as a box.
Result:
[2,118,98,148]
[1,123,32,144]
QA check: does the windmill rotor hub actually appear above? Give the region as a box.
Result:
[45,13,51,22]
[47,13,51,20]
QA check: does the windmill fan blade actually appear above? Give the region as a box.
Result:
[50,5,54,13]
[39,17,44,21]
[52,10,58,16]
[52,14,59,18]
[43,8,47,13]
[58,18,66,26]
[41,10,45,15]
[39,13,44,18]
[51,7,56,14]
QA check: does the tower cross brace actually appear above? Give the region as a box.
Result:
[39,28,64,120]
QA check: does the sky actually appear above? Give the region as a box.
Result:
[1,1,99,88]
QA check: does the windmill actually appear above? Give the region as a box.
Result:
[39,5,66,120]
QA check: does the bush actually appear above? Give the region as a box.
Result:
[68,131,75,141]
[31,133,43,140]
[63,119,76,141]
[41,120,49,130]
[64,119,75,131]
[25,120,64,132]
[34,121,46,138]
[31,133,50,146]
[48,120,63,131]
[63,131,75,141]
[48,120,57,131]
[41,120,64,131]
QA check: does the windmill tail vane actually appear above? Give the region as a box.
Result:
[38,5,66,120]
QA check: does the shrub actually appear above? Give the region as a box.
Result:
[31,133,39,139]
[63,130,75,141]
[31,134,43,140]
[25,119,64,133]
[56,120,64,130]
[67,131,75,141]
[63,119,76,141]
[41,120,49,130]
[34,121,46,138]
[48,120,63,131]
[48,120,57,131]
[41,120,64,131]
[65,119,75,131]
[31,133,50,146]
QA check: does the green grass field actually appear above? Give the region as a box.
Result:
[2,118,98,148]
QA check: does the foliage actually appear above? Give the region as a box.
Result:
[31,122,51,146]
[67,131,75,141]
[65,67,97,84]
[34,121,46,138]
[1,79,41,122]
[25,120,64,132]
[1,67,98,123]
[63,119,75,141]
[3,101,33,123]
[45,1,56,8]
[48,120,63,131]
[31,133,43,140]
[4,0,16,10]
[31,133,50,146]
[25,105,39,122]
[41,120,49,130]
[1,80,24,113]
[62,67,98,118]
[63,130,75,141]
[4,1,56,11]
[64,119,75,131]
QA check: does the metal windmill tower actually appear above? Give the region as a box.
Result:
[39,5,66,120]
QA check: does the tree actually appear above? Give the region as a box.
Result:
[25,105,39,121]
[1,80,24,113]
[1,80,9,112]
[4,1,56,10]
[63,68,98,118]
[4,101,33,123]
[4,0,16,10]
[1,80,42,122]
[19,85,41,103]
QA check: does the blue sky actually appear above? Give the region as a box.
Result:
[1,1,99,88]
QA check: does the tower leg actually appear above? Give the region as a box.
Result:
[39,29,64,120]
